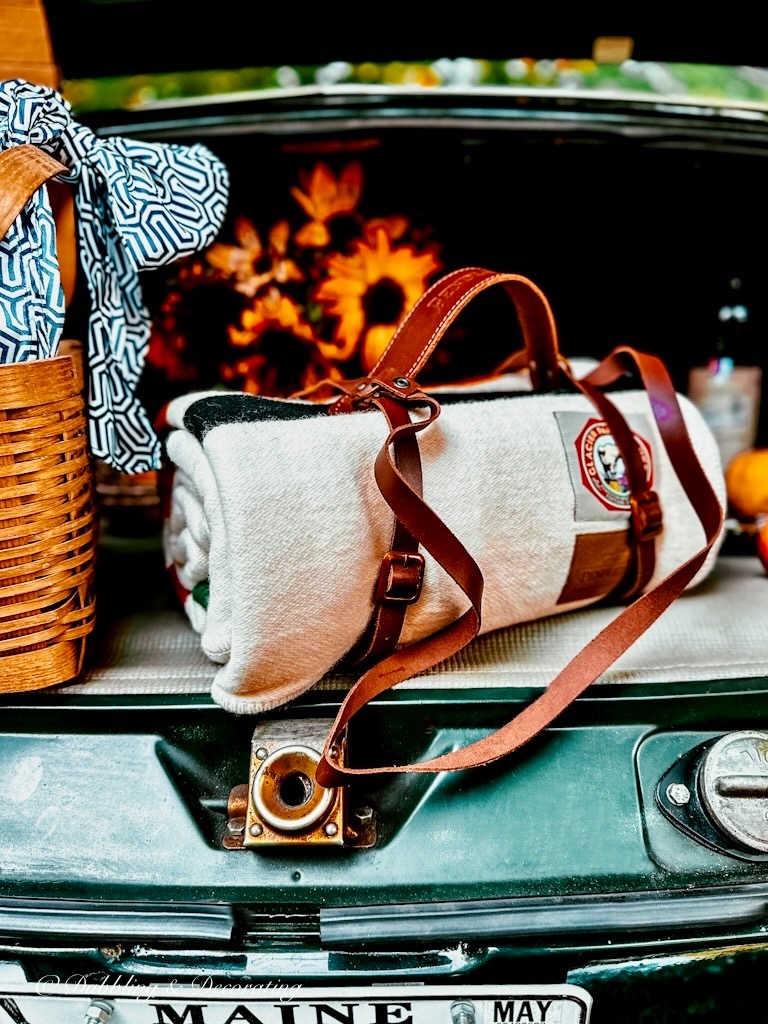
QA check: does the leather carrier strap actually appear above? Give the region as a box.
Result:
[314,270,723,788]
[370,266,563,393]
[331,268,568,670]
[0,142,77,306]
[0,143,67,239]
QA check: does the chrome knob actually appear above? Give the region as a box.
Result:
[700,730,768,853]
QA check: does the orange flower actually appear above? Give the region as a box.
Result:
[206,217,303,297]
[291,161,364,248]
[223,288,338,396]
[228,286,316,348]
[221,349,341,396]
[145,157,447,405]
[363,216,409,244]
[313,225,442,366]
[146,291,199,382]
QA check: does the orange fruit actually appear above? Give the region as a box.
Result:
[758,520,768,574]
[724,448,768,519]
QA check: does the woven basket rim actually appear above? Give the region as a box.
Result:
[0,351,96,691]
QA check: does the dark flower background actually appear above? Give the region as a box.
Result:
[138,158,443,416]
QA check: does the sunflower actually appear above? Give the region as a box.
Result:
[144,156,447,408]
[222,286,336,395]
[206,217,303,297]
[313,224,442,367]
[291,161,364,248]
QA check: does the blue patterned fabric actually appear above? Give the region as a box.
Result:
[0,79,229,473]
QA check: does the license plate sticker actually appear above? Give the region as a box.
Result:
[0,983,591,1024]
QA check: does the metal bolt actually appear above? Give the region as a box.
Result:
[84,1002,113,1024]
[227,817,246,835]
[255,746,269,760]
[249,822,263,837]
[353,805,374,826]
[667,783,691,806]
[323,821,339,837]
[451,1001,476,1024]
[393,377,410,389]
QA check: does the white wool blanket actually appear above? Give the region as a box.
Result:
[163,379,726,714]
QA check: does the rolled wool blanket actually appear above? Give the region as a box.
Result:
[162,375,727,715]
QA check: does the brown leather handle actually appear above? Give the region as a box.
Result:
[368,266,563,392]
[324,268,564,665]
[321,267,566,668]
[0,143,68,240]
[316,342,724,786]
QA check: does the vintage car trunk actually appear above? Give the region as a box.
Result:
[2,15,768,1024]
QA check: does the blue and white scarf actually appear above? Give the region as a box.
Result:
[0,78,229,473]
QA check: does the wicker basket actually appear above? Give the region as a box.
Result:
[0,7,96,691]
[0,355,97,692]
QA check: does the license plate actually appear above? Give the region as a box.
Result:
[0,982,591,1024]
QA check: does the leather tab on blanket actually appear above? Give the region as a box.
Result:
[557,531,632,605]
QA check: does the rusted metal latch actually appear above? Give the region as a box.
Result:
[224,719,376,850]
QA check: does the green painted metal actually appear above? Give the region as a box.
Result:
[2,707,768,905]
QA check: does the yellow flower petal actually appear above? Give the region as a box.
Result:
[234,216,263,255]
[361,324,396,371]
[289,186,318,220]
[206,243,249,277]
[269,220,291,255]
[295,220,331,248]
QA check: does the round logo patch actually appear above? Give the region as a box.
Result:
[575,418,654,511]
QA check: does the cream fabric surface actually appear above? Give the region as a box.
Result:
[61,556,766,695]
[162,381,727,715]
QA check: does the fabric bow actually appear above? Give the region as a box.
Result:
[0,78,229,473]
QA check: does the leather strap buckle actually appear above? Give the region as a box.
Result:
[630,489,664,541]
[375,551,425,605]
[328,375,429,415]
